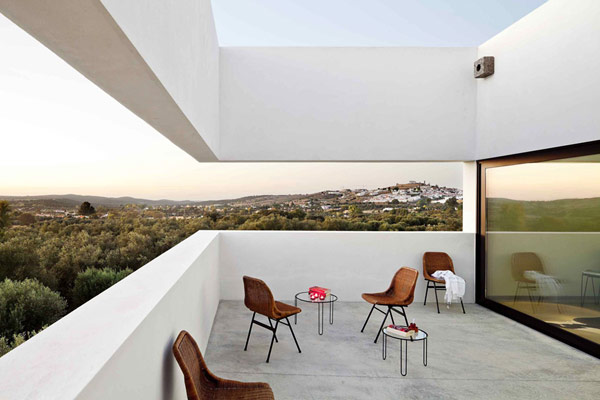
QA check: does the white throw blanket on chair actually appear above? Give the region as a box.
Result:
[523,270,561,299]
[432,270,466,305]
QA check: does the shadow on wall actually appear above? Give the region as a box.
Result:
[162,331,176,399]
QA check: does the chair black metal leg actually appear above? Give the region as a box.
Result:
[390,309,396,326]
[361,303,376,333]
[424,282,429,306]
[244,312,256,351]
[268,318,278,342]
[526,286,535,313]
[401,306,409,326]
[374,308,390,344]
[581,274,585,307]
[285,317,301,353]
[513,282,520,305]
[266,320,279,363]
[460,297,466,314]
[583,276,590,307]
[433,282,440,313]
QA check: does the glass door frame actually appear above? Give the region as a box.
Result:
[477,140,600,358]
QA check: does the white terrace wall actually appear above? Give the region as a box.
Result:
[0,231,220,400]
[476,0,600,159]
[219,47,477,161]
[219,231,476,303]
[0,231,474,400]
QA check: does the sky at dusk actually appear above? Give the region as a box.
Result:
[0,2,549,201]
[212,0,546,46]
[486,161,600,201]
[0,13,461,201]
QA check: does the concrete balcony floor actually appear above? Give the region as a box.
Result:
[205,301,600,400]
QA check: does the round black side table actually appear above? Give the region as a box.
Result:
[382,327,428,376]
[294,292,338,335]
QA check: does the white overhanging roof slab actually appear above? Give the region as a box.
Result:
[0,0,218,161]
[0,0,599,161]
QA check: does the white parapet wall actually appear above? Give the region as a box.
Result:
[219,231,475,303]
[0,230,220,400]
[0,230,474,399]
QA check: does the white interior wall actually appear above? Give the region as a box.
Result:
[100,0,220,156]
[219,47,477,161]
[476,0,600,159]
[219,231,475,303]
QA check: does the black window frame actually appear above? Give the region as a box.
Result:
[477,140,600,359]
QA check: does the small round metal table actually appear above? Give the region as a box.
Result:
[382,327,428,376]
[294,292,338,335]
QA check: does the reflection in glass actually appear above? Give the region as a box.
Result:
[485,155,600,345]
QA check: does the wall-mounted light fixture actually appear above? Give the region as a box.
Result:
[474,56,494,78]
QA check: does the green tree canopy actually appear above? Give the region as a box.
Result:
[72,267,132,307]
[0,201,11,230]
[0,278,66,339]
[78,201,96,216]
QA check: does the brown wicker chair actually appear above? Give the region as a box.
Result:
[243,276,302,363]
[173,330,275,400]
[360,267,418,343]
[423,252,465,314]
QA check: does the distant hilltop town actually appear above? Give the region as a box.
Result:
[205,181,462,210]
[1,181,462,221]
[354,181,462,205]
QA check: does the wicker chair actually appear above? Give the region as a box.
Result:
[511,252,544,309]
[360,267,419,343]
[423,252,465,314]
[243,276,302,363]
[172,330,275,400]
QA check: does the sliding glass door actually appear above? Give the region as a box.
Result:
[478,142,600,357]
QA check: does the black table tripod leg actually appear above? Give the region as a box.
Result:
[329,300,334,324]
[318,302,324,335]
[400,339,407,376]
[382,331,387,360]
